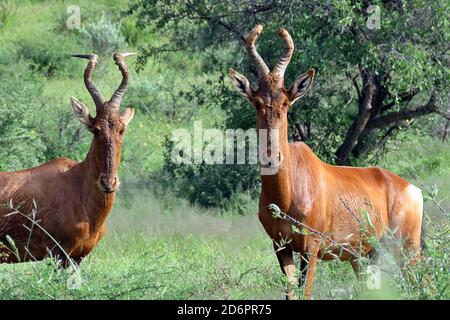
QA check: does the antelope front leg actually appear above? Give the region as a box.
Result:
[303,244,320,300]
[273,242,298,300]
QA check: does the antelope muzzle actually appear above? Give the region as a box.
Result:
[98,174,120,193]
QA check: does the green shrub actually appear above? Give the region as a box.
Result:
[34,96,91,162]
[123,75,161,115]
[161,137,260,208]
[0,79,46,171]
[0,0,21,29]
[15,35,78,78]
[120,17,145,47]
[0,64,90,171]
[398,222,450,299]
[80,13,126,56]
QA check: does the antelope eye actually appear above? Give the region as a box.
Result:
[92,127,101,134]
[253,98,264,108]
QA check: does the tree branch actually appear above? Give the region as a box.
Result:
[335,76,375,165]
[366,91,438,130]
[346,72,361,101]
[184,0,286,44]
[381,88,419,112]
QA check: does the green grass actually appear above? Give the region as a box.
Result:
[1,188,448,300]
[0,192,283,299]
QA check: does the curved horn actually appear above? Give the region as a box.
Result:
[109,52,137,107]
[272,28,294,83]
[245,25,270,78]
[71,54,105,109]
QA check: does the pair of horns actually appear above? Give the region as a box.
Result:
[71,52,136,110]
[246,25,294,83]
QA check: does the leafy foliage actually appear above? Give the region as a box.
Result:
[161,137,259,208]
[127,0,448,163]
[0,0,21,29]
[15,36,78,78]
[80,13,126,56]
[0,79,46,171]
[126,0,449,205]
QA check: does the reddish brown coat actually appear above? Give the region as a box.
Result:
[229,25,423,299]
[0,53,135,266]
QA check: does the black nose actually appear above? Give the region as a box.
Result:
[266,152,281,167]
[101,184,114,193]
[99,175,118,193]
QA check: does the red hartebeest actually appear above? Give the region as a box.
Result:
[0,53,135,266]
[229,25,424,300]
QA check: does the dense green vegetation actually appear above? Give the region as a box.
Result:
[0,0,448,300]
[129,0,449,205]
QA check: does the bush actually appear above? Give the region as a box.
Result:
[123,68,219,121]
[0,63,90,171]
[15,35,78,78]
[0,79,46,171]
[123,75,161,115]
[0,0,21,29]
[398,222,450,299]
[80,13,126,56]
[161,137,260,208]
[35,96,91,163]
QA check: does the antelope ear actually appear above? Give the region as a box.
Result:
[288,69,315,105]
[122,107,135,127]
[228,68,254,102]
[70,96,94,130]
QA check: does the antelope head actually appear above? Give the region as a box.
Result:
[70,53,136,193]
[229,25,315,170]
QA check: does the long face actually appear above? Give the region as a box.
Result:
[70,53,135,193]
[90,108,133,193]
[252,80,291,168]
[229,25,315,170]
[71,99,134,193]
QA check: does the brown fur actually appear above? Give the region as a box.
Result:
[0,114,126,265]
[0,56,134,266]
[258,137,422,299]
[229,25,423,300]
